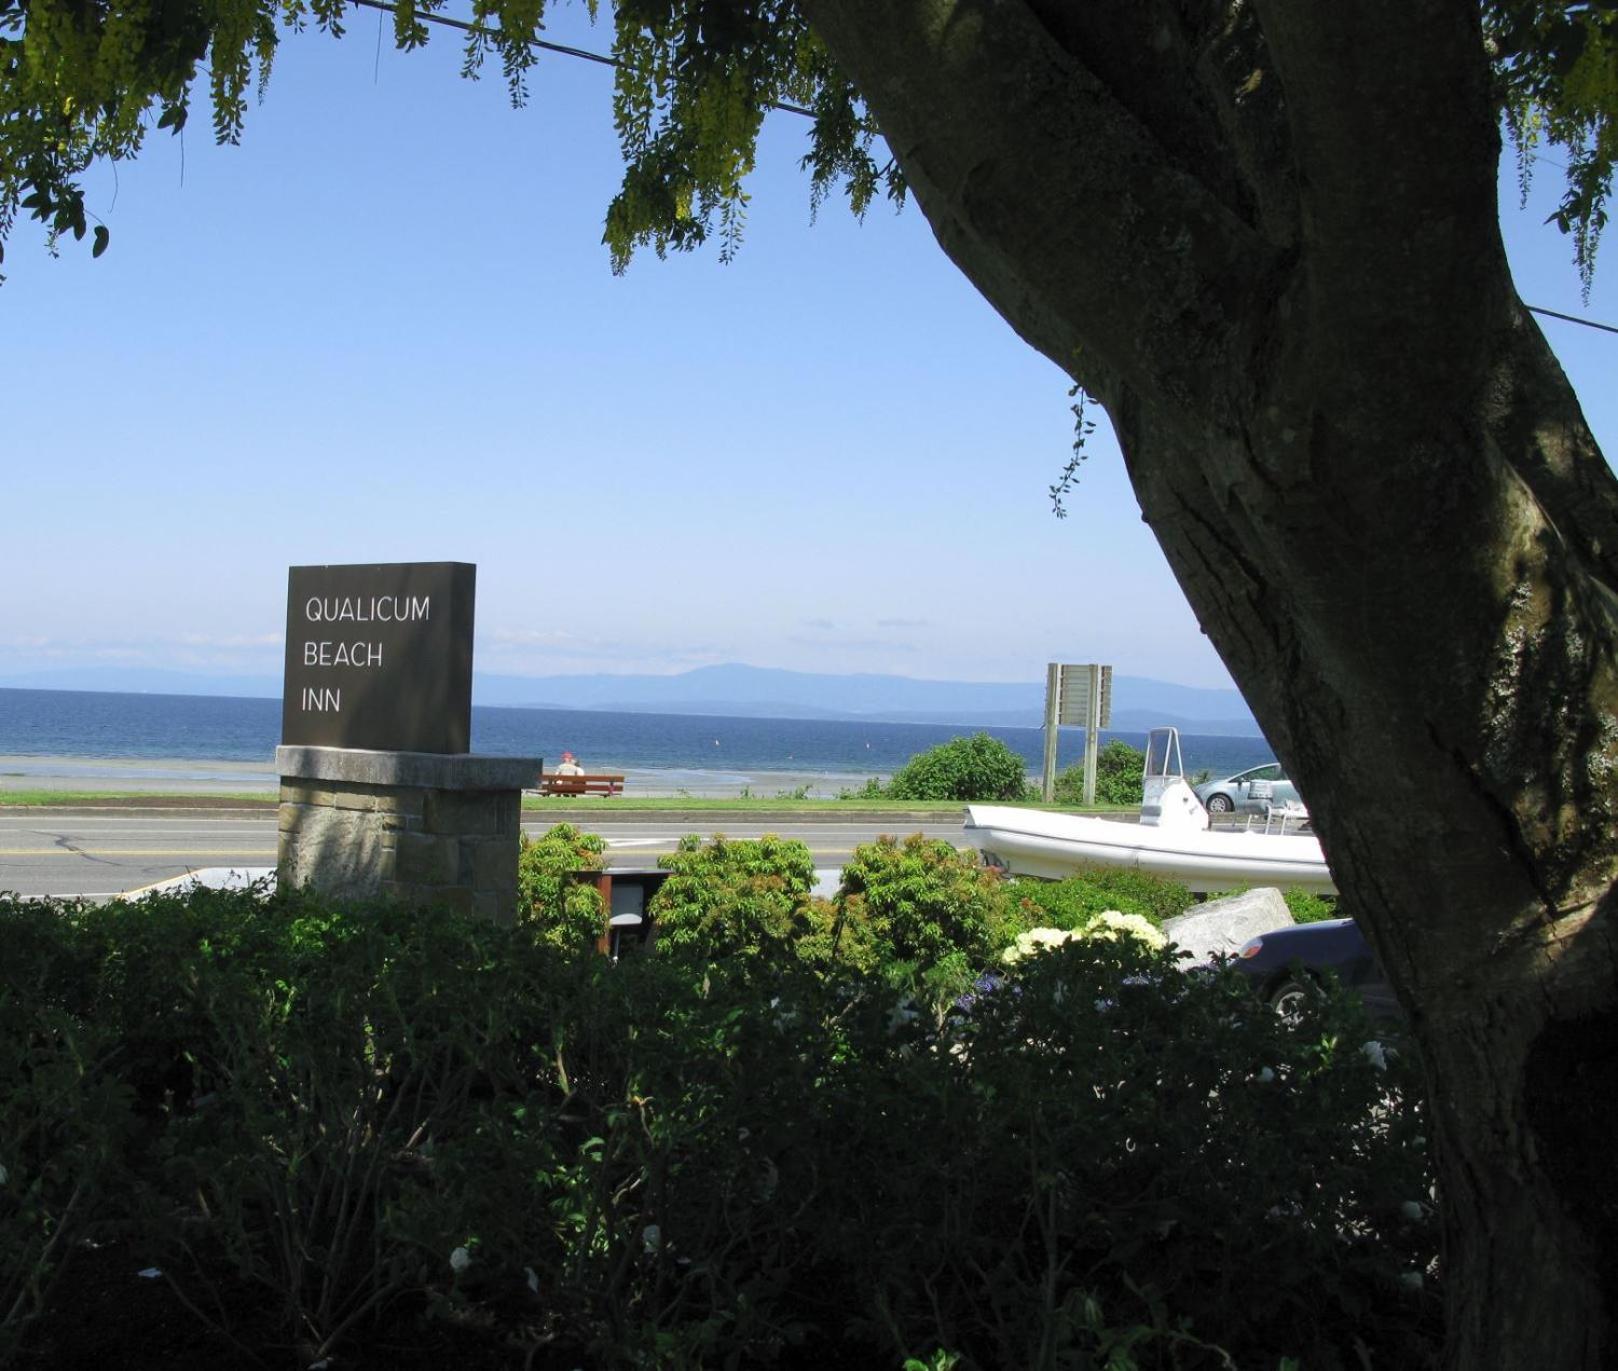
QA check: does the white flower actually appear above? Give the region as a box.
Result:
[1399,1270,1424,1291]
[525,1266,540,1295]
[1257,1067,1276,1084]
[642,1224,661,1254]
[1085,911,1168,951]
[1400,1200,1424,1221]
[1001,927,1082,963]
[449,1246,472,1274]
[1362,1041,1389,1071]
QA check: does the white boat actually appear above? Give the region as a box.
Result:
[963,728,1336,894]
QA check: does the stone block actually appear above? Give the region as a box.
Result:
[427,886,476,915]
[278,803,391,901]
[275,749,533,922]
[323,782,383,813]
[1164,888,1294,965]
[278,746,542,793]
[473,890,516,925]
[392,832,460,886]
[426,790,501,836]
[355,785,425,818]
[470,835,518,890]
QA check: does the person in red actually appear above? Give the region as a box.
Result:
[555,751,584,777]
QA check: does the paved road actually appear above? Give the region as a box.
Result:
[0,810,966,899]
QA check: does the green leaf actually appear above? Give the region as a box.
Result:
[92,226,109,259]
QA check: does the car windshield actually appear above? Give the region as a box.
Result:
[1243,764,1283,782]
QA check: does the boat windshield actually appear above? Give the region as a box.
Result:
[1143,727,1184,780]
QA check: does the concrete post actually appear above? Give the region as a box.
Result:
[275,745,542,922]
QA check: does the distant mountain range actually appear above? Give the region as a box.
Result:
[0,662,1263,736]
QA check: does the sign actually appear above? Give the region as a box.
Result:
[1042,662,1113,802]
[281,562,475,753]
[1057,663,1112,727]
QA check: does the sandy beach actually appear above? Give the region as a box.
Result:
[0,754,887,800]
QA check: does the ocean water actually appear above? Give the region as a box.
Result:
[0,687,1277,784]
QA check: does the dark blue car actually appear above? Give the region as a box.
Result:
[1231,918,1402,1024]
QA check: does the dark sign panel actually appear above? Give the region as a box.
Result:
[281,562,475,753]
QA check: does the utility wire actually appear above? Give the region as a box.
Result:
[1528,303,1618,335]
[345,0,813,115]
[348,0,1618,336]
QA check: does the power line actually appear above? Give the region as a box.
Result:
[345,0,813,115]
[1528,303,1618,336]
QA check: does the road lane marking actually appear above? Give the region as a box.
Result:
[0,849,279,857]
[0,825,274,832]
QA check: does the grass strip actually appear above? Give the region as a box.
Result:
[518,795,1132,814]
[0,790,1131,816]
[0,790,279,807]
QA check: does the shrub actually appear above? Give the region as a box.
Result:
[0,899,133,1360]
[0,883,1440,1371]
[795,894,886,973]
[877,937,1439,1369]
[649,833,816,958]
[838,776,888,800]
[517,823,607,951]
[1215,886,1341,925]
[885,733,1031,802]
[836,835,1019,994]
[1011,866,1195,930]
[1285,888,1340,924]
[1052,738,1146,807]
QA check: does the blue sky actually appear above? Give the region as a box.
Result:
[4,10,1614,692]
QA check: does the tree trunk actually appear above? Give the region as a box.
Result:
[799,0,1618,1363]
[1115,327,1618,1365]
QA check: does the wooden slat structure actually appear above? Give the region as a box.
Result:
[535,773,626,797]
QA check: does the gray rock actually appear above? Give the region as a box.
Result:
[1163,887,1293,964]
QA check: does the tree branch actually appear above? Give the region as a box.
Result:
[1250,0,1504,373]
[798,0,1278,426]
[1023,0,1298,250]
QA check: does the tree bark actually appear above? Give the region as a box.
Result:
[800,0,1618,1364]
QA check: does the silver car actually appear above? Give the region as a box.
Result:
[1194,762,1299,815]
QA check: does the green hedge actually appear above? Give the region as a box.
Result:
[1011,866,1196,930]
[517,821,607,950]
[649,832,817,957]
[1052,739,1147,807]
[0,884,1439,1369]
[884,733,1032,802]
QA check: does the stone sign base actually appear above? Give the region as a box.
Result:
[276,745,542,922]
